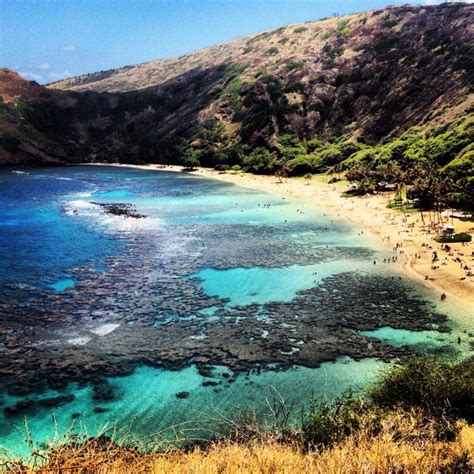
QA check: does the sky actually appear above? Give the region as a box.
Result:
[0,0,471,84]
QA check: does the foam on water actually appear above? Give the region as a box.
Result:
[67,336,91,346]
[90,323,120,336]
[63,199,162,233]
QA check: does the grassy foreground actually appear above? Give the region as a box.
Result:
[3,357,473,473]
[6,417,473,473]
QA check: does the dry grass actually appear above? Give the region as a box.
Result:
[4,411,473,474]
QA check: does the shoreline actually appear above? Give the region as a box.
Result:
[84,163,474,311]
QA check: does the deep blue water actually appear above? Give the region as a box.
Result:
[0,166,470,455]
[0,169,119,291]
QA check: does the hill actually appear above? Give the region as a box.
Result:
[0,3,472,209]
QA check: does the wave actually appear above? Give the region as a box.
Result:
[63,199,162,233]
[67,191,94,198]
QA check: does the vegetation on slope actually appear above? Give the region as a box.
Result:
[0,4,473,213]
[1,4,473,170]
[3,357,473,473]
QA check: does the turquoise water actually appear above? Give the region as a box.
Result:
[0,165,471,456]
[92,189,133,199]
[49,278,76,292]
[196,260,373,306]
[360,326,466,350]
[0,357,389,456]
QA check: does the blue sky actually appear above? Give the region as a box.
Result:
[0,0,471,84]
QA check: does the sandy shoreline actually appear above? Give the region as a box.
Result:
[86,163,474,311]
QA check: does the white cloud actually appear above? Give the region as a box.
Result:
[47,70,71,81]
[61,44,76,52]
[18,71,44,82]
[38,63,51,70]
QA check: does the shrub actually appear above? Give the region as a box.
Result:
[319,145,344,167]
[286,154,323,175]
[436,232,472,243]
[1,131,21,153]
[321,30,332,40]
[372,36,399,54]
[181,148,202,170]
[264,47,279,57]
[300,393,380,448]
[285,61,305,72]
[338,26,350,37]
[242,147,277,174]
[370,357,474,422]
[285,81,305,93]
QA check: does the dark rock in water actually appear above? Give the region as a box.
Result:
[198,366,214,378]
[93,407,109,414]
[37,394,75,408]
[71,412,81,419]
[3,394,75,417]
[202,380,219,387]
[3,399,35,417]
[0,209,454,398]
[175,391,190,399]
[92,380,115,402]
[90,202,146,219]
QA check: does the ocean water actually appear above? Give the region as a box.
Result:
[195,260,374,306]
[0,166,471,455]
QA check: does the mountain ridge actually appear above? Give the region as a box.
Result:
[48,4,472,95]
[0,2,472,187]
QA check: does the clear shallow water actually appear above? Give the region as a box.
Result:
[0,358,389,456]
[0,165,471,455]
[49,278,76,292]
[360,326,452,349]
[195,260,374,306]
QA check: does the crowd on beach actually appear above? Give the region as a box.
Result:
[106,165,474,308]
[208,168,473,303]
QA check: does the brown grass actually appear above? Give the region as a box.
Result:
[4,411,473,474]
